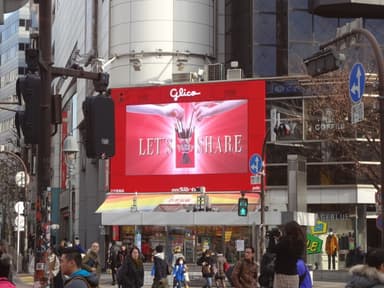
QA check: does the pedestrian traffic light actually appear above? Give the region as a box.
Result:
[16,74,41,144]
[82,94,115,158]
[238,197,248,216]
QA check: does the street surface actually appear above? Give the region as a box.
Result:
[14,272,346,288]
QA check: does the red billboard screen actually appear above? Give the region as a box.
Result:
[111,80,265,192]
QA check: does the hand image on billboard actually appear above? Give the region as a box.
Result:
[193,100,246,121]
[126,103,185,120]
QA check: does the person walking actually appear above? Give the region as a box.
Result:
[270,221,306,288]
[231,246,258,288]
[151,245,170,288]
[82,242,102,281]
[60,247,98,287]
[0,252,15,288]
[197,249,215,288]
[346,248,384,288]
[117,246,144,288]
[215,251,227,288]
[173,256,188,288]
[116,245,128,288]
[108,241,120,285]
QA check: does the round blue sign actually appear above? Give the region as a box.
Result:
[349,63,365,103]
[249,153,263,174]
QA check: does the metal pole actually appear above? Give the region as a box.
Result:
[35,0,52,285]
[259,129,270,261]
[320,28,384,247]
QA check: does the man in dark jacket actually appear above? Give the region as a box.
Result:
[151,245,170,288]
[60,247,99,288]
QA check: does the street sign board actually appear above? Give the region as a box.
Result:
[307,233,323,254]
[351,102,364,124]
[249,153,263,174]
[310,220,328,235]
[349,63,365,103]
[250,174,261,185]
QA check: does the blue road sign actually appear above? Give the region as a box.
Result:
[349,63,365,103]
[249,153,263,174]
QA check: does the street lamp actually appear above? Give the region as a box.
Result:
[62,135,79,243]
[304,19,384,247]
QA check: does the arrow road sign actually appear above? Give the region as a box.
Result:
[349,63,365,103]
[249,153,263,174]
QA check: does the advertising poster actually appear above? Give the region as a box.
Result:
[111,80,265,192]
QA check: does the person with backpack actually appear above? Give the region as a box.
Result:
[117,246,144,288]
[259,228,281,288]
[231,246,258,288]
[197,249,215,288]
[60,247,99,288]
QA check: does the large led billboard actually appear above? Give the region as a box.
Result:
[111,80,265,192]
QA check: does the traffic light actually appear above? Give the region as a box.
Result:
[273,123,291,137]
[238,197,248,216]
[82,95,115,158]
[16,74,41,144]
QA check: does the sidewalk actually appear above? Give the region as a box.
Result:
[15,272,347,288]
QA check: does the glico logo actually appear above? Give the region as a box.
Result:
[169,87,201,101]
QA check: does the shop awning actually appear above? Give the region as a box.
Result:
[96,193,316,226]
[96,192,260,213]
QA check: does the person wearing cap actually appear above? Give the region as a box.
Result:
[346,248,384,288]
[172,246,184,268]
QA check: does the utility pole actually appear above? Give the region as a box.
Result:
[33,2,109,285]
[34,0,52,285]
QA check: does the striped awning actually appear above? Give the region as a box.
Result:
[96,192,260,213]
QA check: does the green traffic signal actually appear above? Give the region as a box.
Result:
[238,197,248,216]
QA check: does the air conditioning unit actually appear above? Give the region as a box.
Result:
[172,73,193,83]
[205,63,224,81]
[226,68,243,80]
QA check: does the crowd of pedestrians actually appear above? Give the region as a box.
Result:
[7,221,384,288]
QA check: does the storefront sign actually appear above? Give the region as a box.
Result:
[310,220,327,235]
[307,233,323,254]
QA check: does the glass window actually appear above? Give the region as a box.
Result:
[253,14,276,44]
[253,46,276,76]
[254,0,276,11]
[366,19,384,44]
[313,16,339,43]
[289,11,313,41]
[288,0,309,10]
